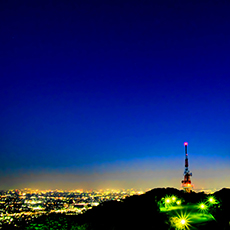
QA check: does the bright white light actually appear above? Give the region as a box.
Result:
[180,219,186,225]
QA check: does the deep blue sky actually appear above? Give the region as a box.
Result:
[1,0,230,190]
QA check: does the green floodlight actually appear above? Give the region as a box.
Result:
[180,219,186,225]
[207,196,218,205]
[171,196,177,202]
[164,196,172,209]
[200,203,206,209]
[176,200,181,205]
[164,195,172,204]
[166,198,171,204]
[170,212,191,230]
[209,197,214,202]
[197,202,208,213]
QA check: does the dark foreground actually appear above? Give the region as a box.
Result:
[2,187,230,230]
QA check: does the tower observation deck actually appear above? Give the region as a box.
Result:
[181,142,193,192]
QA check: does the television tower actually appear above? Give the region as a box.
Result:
[181,142,193,192]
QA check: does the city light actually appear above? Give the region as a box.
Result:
[0,188,143,228]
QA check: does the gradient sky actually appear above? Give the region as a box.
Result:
[1,0,230,191]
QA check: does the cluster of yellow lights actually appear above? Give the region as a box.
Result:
[167,195,218,229]
[164,195,181,206]
[182,183,193,188]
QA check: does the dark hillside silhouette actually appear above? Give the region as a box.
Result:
[81,189,169,230]
[212,188,230,229]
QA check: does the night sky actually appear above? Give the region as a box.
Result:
[1,0,230,190]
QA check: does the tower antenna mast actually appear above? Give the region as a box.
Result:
[181,142,193,192]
